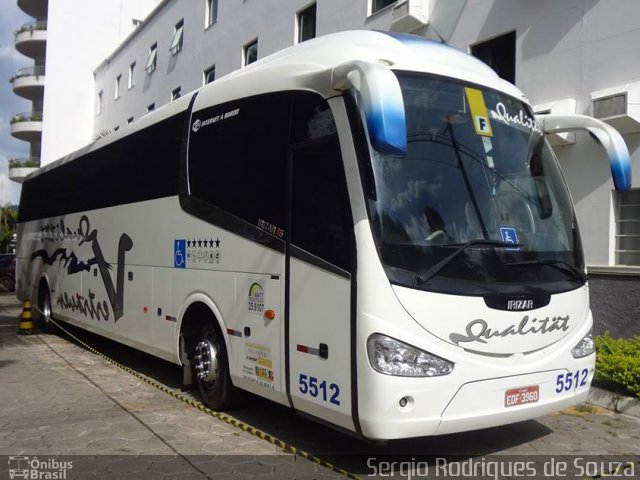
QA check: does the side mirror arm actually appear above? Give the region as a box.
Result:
[537,114,632,191]
[332,60,407,156]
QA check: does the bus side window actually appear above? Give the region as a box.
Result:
[188,93,291,237]
[20,113,183,222]
[290,93,353,273]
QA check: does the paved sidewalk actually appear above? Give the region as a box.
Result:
[1,292,639,479]
[0,294,340,479]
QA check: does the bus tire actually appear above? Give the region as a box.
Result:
[0,276,14,292]
[37,283,57,334]
[194,322,237,410]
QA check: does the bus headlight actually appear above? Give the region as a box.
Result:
[366,334,454,377]
[571,330,595,358]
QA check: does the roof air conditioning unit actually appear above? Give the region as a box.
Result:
[534,98,577,146]
[591,83,640,134]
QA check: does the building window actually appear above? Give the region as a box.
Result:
[115,75,121,99]
[471,31,516,84]
[372,0,396,13]
[244,39,258,66]
[204,65,215,85]
[297,3,316,43]
[205,0,218,28]
[147,103,155,113]
[128,62,136,89]
[127,117,134,125]
[615,188,640,265]
[171,86,181,101]
[145,43,158,73]
[170,19,184,55]
[97,90,103,115]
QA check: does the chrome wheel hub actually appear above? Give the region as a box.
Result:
[194,339,219,383]
[42,299,52,324]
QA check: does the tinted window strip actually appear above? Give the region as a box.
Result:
[19,112,185,223]
[179,196,286,253]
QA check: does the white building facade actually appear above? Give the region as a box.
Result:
[40,0,162,165]
[92,0,437,133]
[25,0,640,334]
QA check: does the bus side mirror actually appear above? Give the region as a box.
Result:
[536,114,632,191]
[332,60,407,157]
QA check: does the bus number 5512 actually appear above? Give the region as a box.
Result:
[298,374,341,406]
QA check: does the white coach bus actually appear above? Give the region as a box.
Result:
[16,31,631,440]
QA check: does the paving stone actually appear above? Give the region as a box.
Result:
[233,460,276,476]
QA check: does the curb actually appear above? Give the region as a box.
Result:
[587,386,640,418]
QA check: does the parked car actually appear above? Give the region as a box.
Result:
[0,254,16,292]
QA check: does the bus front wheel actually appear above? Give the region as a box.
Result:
[193,323,236,410]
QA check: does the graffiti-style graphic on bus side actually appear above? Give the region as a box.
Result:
[56,290,110,321]
[32,215,133,322]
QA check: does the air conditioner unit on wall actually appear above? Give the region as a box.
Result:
[534,98,577,146]
[591,83,640,134]
[390,0,430,33]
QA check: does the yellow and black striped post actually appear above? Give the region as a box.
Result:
[17,300,33,335]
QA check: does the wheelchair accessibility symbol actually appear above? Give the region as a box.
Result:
[499,227,520,251]
[174,239,186,268]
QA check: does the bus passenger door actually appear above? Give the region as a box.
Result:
[287,136,356,432]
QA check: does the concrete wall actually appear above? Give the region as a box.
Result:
[590,274,640,337]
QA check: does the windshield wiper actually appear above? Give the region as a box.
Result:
[505,259,588,283]
[414,240,521,286]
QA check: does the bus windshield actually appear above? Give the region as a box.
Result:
[366,72,585,296]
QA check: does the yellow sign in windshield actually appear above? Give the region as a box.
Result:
[465,87,493,137]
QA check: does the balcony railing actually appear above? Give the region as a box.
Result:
[8,157,40,183]
[14,21,47,59]
[10,111,43,124]
[10,65,45,101]
[15,21,47,37]
[10,65,45,82]
[8,158,41,169]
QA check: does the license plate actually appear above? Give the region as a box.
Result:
[505,385,539,407]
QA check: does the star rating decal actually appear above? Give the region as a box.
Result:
[186,237,221,249]
[177,236,223,267]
